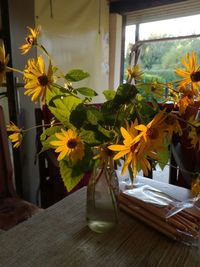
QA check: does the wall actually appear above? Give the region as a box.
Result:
[8,0,40,203]
[109,13,122,89]
[35,0,109,103]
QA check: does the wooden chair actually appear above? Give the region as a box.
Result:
[0,105,42,230]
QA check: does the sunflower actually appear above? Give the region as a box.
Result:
[0,42,10,84]
[134,111,166,151]
[108,119,152,177]
[191,176,200,196]
[7,121,21,132]
[7,122,22,148]
[177,96,194,115]
[93,146,114,166]
[108,124,139,176]
[167,83,179,103]
[162,113,182,140]
[188,120,200,150]
[175,52,200,96]
[8,133,22,148]
[176,85,196,115]
[23,56,54,103]
[150,81,165,98]
[50,129,85,162]
[126,64,143,83]
[20,26,40,54]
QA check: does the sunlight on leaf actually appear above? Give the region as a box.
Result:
[65,69,90,82]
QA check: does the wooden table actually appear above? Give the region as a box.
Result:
[0,177,199,267]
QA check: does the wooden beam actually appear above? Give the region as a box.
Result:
[110,0,187,14]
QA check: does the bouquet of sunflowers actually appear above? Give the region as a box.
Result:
[2,26,200,194]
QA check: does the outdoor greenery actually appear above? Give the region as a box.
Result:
[125,34,200,85]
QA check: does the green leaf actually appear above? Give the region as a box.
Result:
[80,128,102,146]
[59,147,94,192]
[157,148,170,170]
[101,84,138,112]
[86,107,103,125]
[102,100,113,110]
[46,87,82,127]
[134,95,156,124]
[59,160,83,192]
[103,90,116,101]
[97,124,114,140]
[70,104,87,129]
[65,69,90,82]
[40,134,58,153]
[76,87,97,97]
[100,103,116,127]
[40,126,62,142]
[112,83,138,109]
[40,126,63,153]
[80,121,113,145]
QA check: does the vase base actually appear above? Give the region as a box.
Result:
[87,220,117,233]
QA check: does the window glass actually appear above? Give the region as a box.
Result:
[124,14,200,84]
[125,25,136,52]
[139,14,200,40]
[138,37,200,84]
[124,25,136,80]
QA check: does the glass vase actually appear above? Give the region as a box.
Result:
[86,159,119,233]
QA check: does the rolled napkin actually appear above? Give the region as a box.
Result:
[119,185,200,246]
[121,185,175,206]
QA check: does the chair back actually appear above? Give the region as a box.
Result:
[0,106,16,197]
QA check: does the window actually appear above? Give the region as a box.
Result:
[124,13,200,182]
[124,14,200,84]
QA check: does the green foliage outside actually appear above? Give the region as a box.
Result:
[124,34,200,86]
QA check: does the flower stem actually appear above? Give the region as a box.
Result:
[128,164,134,184]
[105,167,119,222]
[36,44,66,79]
[7,66,24,75]
[22,122,62,133]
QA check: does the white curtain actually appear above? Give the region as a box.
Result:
[35,0,109,103]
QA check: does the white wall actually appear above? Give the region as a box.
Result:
[8,0,40,204]
[109,13,122,89]
[35,0,109,103]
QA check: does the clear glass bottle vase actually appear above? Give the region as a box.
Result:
[86,159,119,233]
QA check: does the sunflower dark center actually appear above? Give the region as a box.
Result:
[146,128,158,139]
[105,147,114,157]
[190,71,200,82]
[151,86,156,92]
[165,116,175,125]
[26,36,34,45]
[130,144,137,153]
[196,126,200,136]
[0,61,5,72]
[187,91,194,99]
[67,138,77,149]
[38,75,49,86]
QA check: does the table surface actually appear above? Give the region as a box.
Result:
[0,177,199,267]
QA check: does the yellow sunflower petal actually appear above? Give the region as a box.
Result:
[120,127,133,143]
[135,125,147,132]
[108,144,128,151]
[175,68,190,78]
[57,150,68,161]
[113,149,130,160]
